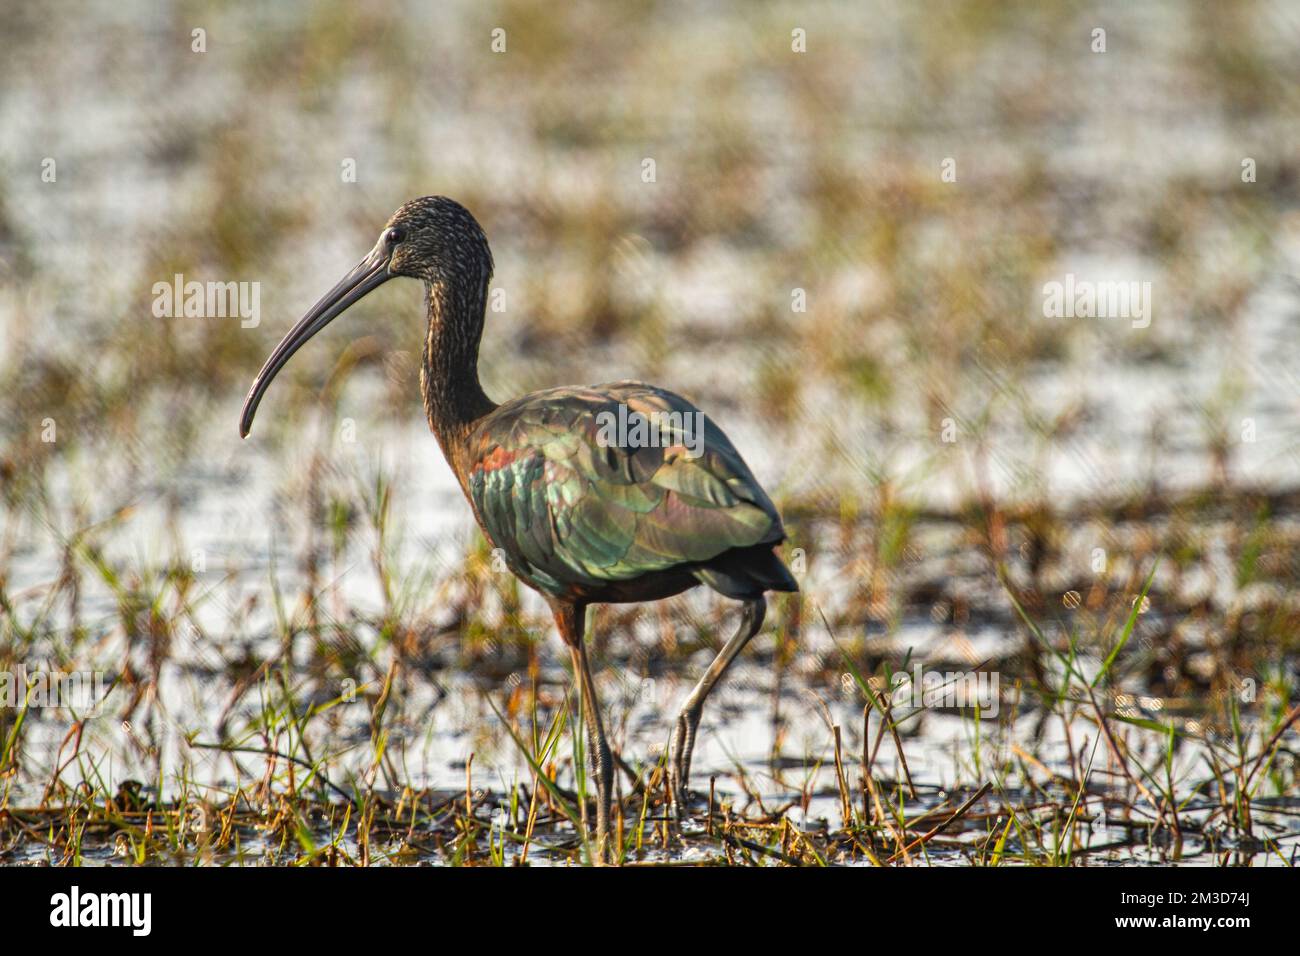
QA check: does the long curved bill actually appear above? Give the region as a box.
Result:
[240,242,393,438]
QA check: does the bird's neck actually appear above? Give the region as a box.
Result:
[420,277,496,476]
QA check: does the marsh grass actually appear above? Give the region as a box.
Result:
[2,478,1297,866]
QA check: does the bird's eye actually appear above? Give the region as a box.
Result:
[385,227,405,245]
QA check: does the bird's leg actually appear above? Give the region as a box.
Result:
[669,597,766,820]
[554,601,613,864]
[569,640,614,864]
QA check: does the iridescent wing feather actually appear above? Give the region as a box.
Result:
[466,382,787,598]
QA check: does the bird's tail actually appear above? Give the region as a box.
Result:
[694,544,799,600]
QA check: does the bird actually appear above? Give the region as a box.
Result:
[239,196,798,862]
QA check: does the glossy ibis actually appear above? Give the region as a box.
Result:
[240,196,798,862]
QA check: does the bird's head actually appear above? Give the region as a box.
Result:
[239,196,492,438]
[384,195,494,284]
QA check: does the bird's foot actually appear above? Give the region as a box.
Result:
[666,761,692,822]
[667,708,701,820]
[668,784,690,822]
[671,790,709,824]
[667,767,710,822]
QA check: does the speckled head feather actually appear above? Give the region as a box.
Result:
[385,196,494,286]
[382,197,499,454]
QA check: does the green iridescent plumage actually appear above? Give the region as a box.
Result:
[467,381,787,599]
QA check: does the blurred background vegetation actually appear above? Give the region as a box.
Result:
[0,0,1297,863]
